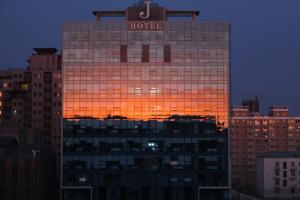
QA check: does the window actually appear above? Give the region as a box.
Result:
[283,180,287,187]
[291,169,295,176]
[142,45,149,63]
[120,45,127,63]
[21,84,29,90]
[283,162,287,169]
[3,83,8,88]
[291,187,295,193]
[275,178,280,185]
[291,161,295,167]
[275,162,280,168]
[164,45,171,63]
[283,171,287,178]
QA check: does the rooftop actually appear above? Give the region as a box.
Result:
[261,151,300,158]
[92,1,199,21]
[33,48,58,55]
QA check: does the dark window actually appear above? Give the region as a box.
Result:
[142,45,149,63]
[291,169,295,176]
[120,45,127,63]
[164,45,171,63]
[120,186,127,200]
[291,187,295,193]
[283,171,287,178]
[283,162,287,169]
[184,187,192,200]
[283,180,287,187]
[142,187,149,200]
[163,187,172,200]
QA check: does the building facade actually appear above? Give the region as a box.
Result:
[0,128,57,200]
[0,48,62,199]
[0,69,27,126]
[256,152,300,199]
[231,103,300,192]
[62,1,230,200]
[0,48,62,153]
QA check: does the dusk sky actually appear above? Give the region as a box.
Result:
[1,0,300,115]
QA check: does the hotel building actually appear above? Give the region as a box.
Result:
[62,1,231,200]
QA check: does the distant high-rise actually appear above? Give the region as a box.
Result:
[0,48,62,200]
[0,48,62,152]
[242,96,260,114]
[231,104,300,192]
[62,1,231,200]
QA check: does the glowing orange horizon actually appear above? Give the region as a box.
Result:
[63,89,229,126]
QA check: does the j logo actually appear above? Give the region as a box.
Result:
[140,0,151,19]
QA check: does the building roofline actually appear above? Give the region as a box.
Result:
[166,10,200,17]
[260,151,300,158]
[92,11,126,17]
[33,48,58,55]
[92,10,200,19]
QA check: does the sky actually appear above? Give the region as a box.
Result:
[0,0,300,115]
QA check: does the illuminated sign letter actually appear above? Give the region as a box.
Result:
[129,23,136,30]
[140,0,151,19]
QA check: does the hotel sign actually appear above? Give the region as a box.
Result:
[127,1,164,30]
[139,0,151,19]
[128,21,163,30]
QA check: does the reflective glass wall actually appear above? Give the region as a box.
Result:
[63,21,229,126]
[62,20,230,200]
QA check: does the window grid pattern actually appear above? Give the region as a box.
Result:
[63,21,230,127]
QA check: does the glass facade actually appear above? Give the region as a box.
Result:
[62,3,230,200]
[63,21,229,124]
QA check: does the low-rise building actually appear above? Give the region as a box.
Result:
[256,152,300,199]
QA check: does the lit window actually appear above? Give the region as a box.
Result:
[0,92,2,97]
[170,161,178,166]
[3,83,8,88]
[21,84,29,90]
[148,142,159,151]
[79,177,86,182]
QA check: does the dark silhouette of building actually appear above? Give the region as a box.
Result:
[242,97,260,114]
[0,48,62,199]
[0,128,57,200]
